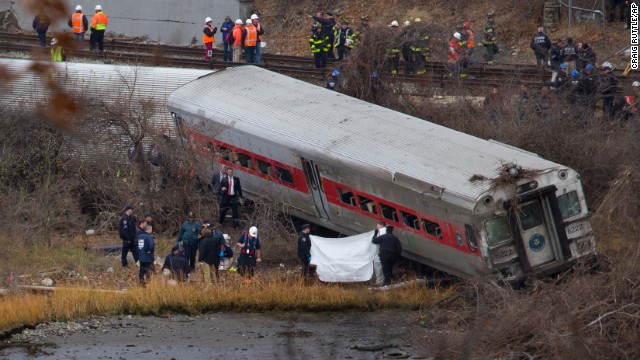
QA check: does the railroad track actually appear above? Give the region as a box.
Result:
[0,31,635,94]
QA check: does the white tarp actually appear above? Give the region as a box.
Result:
[309,231,377,282]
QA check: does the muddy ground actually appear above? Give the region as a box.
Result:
[0,310,430,359]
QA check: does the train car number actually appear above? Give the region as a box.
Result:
[494,248,514,260]
[567,223,584,235]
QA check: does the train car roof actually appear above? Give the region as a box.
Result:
[168,66,564,203]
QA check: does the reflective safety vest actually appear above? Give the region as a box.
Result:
[625,96,636,113]
[244,25,257,46]
[203,25,214,44]
[71,13,84,33]
[466,29,475,48]
[309,33,329,53]
[91,12,108,31]
[51,45,62,62]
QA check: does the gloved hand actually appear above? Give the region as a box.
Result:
[219,250,224,257]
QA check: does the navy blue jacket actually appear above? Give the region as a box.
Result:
[119,214,137,243]
[221,20,234,44]
[198,231,225,265]
[137,233,155,263]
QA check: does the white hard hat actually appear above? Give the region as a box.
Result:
[454,32,461,40]
[249,226,258,237]
[95,5,102,11]
[633,81,640,87]
[414,18,422,23]
[205,17,212,23]
[250,14,259,20]
[404,20,411,26]
[245,19,252,24]
[389,20,399,27]
[601,61,613,70]
[235,18,243,25]
[75,5,82,11]
[51,38,58,45]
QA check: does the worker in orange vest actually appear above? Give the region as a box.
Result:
[89,5,108,53]
[241,19,257,64]
[203,17,217,63]
[231,19,243,63]
[67,5,88,48]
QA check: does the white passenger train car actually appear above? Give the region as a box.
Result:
[167,66,596,283]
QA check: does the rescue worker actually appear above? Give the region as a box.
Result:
[241,19,258,64]
[220,234,234,269]
[371,221,386,287]
[218,167,243,229]
[623,81,640,119]
[553,63,570,92]
[448,32,463,77]
[231,19,243,63]
[549,39,563,82]
[162,244,190,282]
[352,15,370,47]
[600,61,621,119]
[119,204,138,267]
[530,27,551,70]
[401,20,415,75]
[561,37,578,74]
[334,19,354,60]
[371,226,402,286]
[137,225,155,285]
[410,18,430,75]
[89,5,108,53]
[385,21,401,75]
[574,63,597,108]
[456,26,469,78]
[67,5,88,47]
[203,17,218,63]
[327,69,340,90]
[462,21,475,65]
[309,12,336,59]
[310,22,330,68]
[297,224,312,281]
[198,226,225,285]
[176,211,203,272]
[50,38,65,62]
[578,42,596,72]
[250,14,265,64]
[220,16,234,62]
[237,226,262,281]
[32,14,50,47]
[482,13,497,65]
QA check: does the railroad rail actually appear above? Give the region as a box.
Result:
[0,31,636,95]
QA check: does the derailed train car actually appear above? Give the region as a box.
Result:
[167,66,596,283]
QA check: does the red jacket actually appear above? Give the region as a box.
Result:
[447,38,462,64]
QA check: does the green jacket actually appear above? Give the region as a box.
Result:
[176,220,202,245]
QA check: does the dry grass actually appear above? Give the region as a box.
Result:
[0,277,447,332]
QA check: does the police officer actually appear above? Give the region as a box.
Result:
[137,225,155,285]
[297,224,312,281]
[327,69,340,91]
[176,211,203,272]
[237,226,261,281]
[371,226,402,286]
[162,244,190,282]
[119,204,138,267]
[530,27,551,70]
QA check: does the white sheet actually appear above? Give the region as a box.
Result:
[309,231,377,282]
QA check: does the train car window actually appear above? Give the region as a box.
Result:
[557,191,581,219]
[314,164,325,192]
[275,166,294,185]
[484,216,512,245]
[358,195,377,214]
[401,212,419,230]
[380,203,399,223]
[421,218,442,238]
[236,153,253,169]
[518,201,544,231]
[465,224,478,251]
[337,187,356,207]
[256,159,273,177]
[207,142,215,155]
[218,145,231,161]
[303,161,317,190]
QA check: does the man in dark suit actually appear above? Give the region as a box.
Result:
[210,164,227,199]
[218,167,243,229]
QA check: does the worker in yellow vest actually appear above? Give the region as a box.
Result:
[203,17,217,63]
[67,5,88,48]
[50,38,65,62]
[89,5,108,53]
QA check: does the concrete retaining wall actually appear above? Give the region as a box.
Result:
[2,0,252,45]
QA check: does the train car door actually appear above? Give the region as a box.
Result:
[301,158,331,220]
[516,198,556,268]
